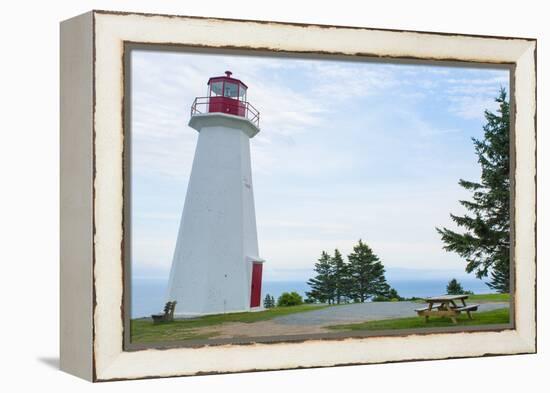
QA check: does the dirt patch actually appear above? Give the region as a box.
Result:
[199,320,329,339]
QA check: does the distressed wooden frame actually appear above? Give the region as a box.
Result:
[60,10,537,382]
[122,44,518,351]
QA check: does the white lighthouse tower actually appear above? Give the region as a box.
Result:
[166,71,264,317]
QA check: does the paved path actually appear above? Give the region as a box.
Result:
[272,301,509,326]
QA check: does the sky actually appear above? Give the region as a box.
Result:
[130,49,509,282]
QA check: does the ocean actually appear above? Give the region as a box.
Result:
[130,277,492,318]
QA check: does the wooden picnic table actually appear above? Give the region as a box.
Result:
[415,294,479,324]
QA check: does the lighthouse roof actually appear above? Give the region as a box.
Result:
[207,70,248,89]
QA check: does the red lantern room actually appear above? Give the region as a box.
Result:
[191,71,260,127]
[207,71,247,116]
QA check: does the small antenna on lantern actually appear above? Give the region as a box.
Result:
[225,70,233,77]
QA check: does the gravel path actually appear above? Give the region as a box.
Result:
[272,301,510,326]
[198,301,510,339]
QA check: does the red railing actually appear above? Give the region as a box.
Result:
[190,96,260,128]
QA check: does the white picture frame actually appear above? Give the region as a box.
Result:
[60,10,536,381]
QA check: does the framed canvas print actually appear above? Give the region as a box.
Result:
[60,10,537,382]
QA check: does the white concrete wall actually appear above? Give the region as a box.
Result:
[167,115,262,316]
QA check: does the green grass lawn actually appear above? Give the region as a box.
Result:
[464,293,510,302]
[327,307,510,332]
[131,304,329,344]
[412,293,510,303]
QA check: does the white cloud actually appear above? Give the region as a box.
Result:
[448,95,500,120]
[308,63,399,100]
[444,74,507,120]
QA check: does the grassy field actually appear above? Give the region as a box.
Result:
[412,293,510,303]
[464,293,510,302]
[327,307,510,331]
[131,304,328,343]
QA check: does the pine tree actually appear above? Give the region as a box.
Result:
[436,89,510,293]
[346,240,390,302]
[306,251,335,304]
[263,294,275,308]
[340,262,356,303]
[330,249,347,304]
[489,258,510,293]
[446,278,465,295]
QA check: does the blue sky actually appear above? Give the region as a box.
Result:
[130,49,509,282]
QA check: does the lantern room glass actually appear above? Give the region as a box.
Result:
[224,82,238,98]
[238,85,247,102]
[210,81,223,97]
[208,79,247,102]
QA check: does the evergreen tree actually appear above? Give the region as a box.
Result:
[330,249,347,304]
[346,240,390,302]
[489,258,510,293]
[263,294,275,308]
[306,251,335,304]
[436,89,510,293]
[340,263,356,303]
[446,278,465,295]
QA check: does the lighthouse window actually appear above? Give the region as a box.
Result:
[210,81,223,96]
[224,82,238,98]
[238,86,247,101]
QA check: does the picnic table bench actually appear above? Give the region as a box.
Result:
[415,295,479,324]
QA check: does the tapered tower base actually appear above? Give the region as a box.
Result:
[167,113,264,316]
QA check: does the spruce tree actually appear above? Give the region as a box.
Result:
[346,240,390,302]
[436,89,510,293]
[446,278,465,295]
[489,258,510,293]
[340,262,356,303]
[263,294,275,308]
[306,251,334,304]
[330,249,347,304]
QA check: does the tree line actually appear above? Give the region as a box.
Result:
[306,240,399,304]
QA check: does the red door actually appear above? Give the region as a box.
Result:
[250,263,263,308]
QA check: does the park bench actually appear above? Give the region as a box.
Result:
[415,295,479,324]
[152,301,177,323]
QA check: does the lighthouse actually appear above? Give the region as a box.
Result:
[166,71,264,317]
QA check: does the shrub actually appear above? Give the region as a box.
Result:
[277,291,303,307]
